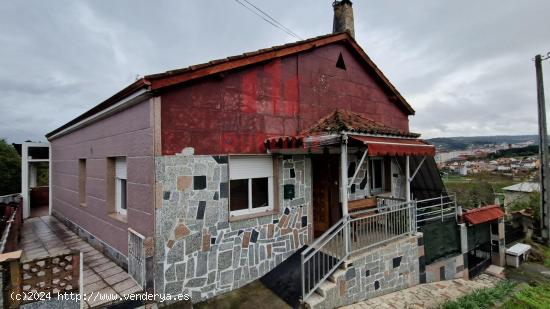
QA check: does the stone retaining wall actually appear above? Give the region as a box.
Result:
[154,151,312,302]
[311,234,421,308]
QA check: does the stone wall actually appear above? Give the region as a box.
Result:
[154,151,312,302]
[423,253,467,283]
[308,234,421,308]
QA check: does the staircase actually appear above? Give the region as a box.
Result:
[304,267,348,309]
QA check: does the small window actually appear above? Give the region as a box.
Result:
[229,156,274,216]
[78,159,86,206]
[370,158,384,193]
[115,158,127,215]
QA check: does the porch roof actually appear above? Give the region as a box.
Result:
[265,110,435,156]
[265,134,435,157]
[348,135,435,157]
[462,205,504,225]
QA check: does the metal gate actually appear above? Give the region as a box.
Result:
[128,228,145,288]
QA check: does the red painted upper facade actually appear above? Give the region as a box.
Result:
[160,41,411,155]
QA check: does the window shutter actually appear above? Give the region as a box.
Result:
[115,158,127,179]
[229,156,273,180]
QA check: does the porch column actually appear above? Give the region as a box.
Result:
[341,135,349,216]
[405,155,411,202]
[341,134,350,256]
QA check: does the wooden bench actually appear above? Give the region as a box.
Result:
[349,197,377,216]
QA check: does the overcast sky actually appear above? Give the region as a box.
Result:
[1,0,549,143]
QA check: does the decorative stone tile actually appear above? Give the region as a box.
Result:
[174,224,191,240]
[193,176,207,190]
[177,176,193,191]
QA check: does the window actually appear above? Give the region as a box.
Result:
[370,158,384,193]
[115,158,127,215]
[78,159,86,206]
[229,156,274,216]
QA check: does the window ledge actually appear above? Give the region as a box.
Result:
[229,210,278,222]
[109,213,128,223]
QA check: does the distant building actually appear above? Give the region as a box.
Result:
[502,182,540,212]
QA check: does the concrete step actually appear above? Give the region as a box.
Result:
[304,292,325,309]
[315,280,336,297]
[328,269,345,283]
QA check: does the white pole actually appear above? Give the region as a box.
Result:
[341,134,350,256]
[341,135,349,216]
[405,155,411,203]
[48,143,52,216]
[21,143,29,219]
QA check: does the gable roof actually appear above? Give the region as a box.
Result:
[46,32,414,139]
[265,109,424,150]
[303,109,419,138]
[462,205,504,225]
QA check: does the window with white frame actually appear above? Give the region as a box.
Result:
[229,156,274,216]
[370,157,384,193]
[115,157,128,215]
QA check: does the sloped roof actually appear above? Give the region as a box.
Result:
[462,205,504,225]
[303,109,420,137]
[502,182,540,193]
[46,32,415,139]
[265,109,422,149]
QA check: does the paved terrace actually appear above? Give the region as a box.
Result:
[21,216,141,308]
[343,274,501,309]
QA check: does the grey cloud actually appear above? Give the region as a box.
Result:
[1,0,550,142]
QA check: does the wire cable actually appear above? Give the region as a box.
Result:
[241,0,303,40]
[233,0,303,40]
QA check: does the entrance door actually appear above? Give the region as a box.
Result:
[312,155,341,238]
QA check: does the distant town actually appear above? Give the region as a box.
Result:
[431,135,539,180]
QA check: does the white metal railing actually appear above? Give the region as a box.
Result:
[415,194,457,227]
[301,200,416,300]
[350,201,416,253]
[301,217,348,300]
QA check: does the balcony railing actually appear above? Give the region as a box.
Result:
[301,195,457,301]
[0,194,23,253]
[301,198,417,300]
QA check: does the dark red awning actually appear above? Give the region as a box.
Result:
[462,205,504,225]
[349,135,435,157]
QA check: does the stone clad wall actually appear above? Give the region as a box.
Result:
[154,151,312,302]
[309,235,421,308]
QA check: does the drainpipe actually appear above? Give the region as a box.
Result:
[341,133,350,255]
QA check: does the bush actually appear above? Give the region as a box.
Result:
[0,139,21,195]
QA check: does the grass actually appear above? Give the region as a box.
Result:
[439,280,516,309]
[501,282,550,309]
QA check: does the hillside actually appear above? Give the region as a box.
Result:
[427,135,538,151]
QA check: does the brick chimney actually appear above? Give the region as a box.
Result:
[332,0,355,37]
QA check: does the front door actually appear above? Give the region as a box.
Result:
[312,155,341,238]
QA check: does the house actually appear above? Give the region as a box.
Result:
[502,182,540,212]
[44,1,503,307]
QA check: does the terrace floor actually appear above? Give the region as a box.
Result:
[21,216,142,308]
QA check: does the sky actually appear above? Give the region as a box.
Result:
[1,0,549,143]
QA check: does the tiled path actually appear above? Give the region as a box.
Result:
[342,274,502,309]
[21,216,141,308]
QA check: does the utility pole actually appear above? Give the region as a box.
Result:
[535,53,550,243]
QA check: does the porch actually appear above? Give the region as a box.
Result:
[263,110,452,305]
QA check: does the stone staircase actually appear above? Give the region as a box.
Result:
[303,267,348,309]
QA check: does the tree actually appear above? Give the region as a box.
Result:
[0,139,21,195]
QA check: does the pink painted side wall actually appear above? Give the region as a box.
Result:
[50,100,155,255]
